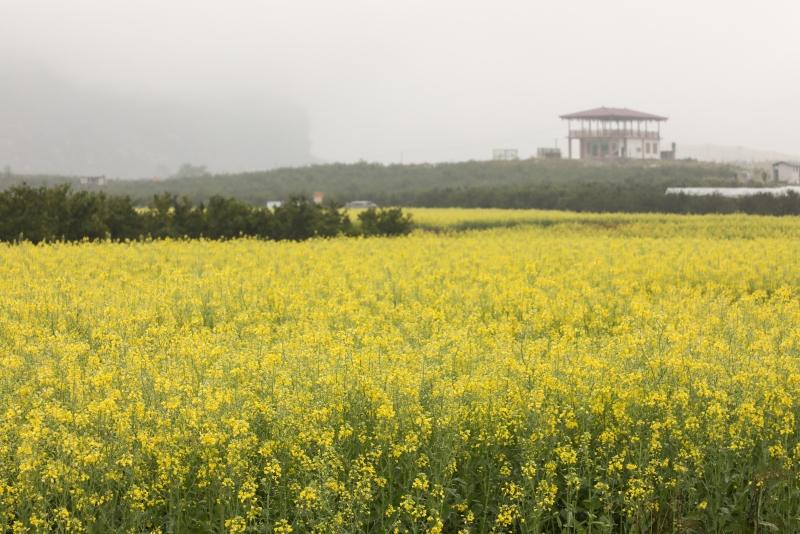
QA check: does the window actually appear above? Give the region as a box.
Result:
[653,143,658,153]
[646,143,650,154]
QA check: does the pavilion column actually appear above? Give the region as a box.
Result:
[642,121,645,160]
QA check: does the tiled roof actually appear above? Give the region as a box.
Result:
[560,107,667,121]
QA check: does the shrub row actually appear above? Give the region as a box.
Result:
[0,184,413,244]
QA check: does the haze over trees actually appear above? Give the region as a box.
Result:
[0,60,315,179]
[92,159,750,209]
[3,159,800,220]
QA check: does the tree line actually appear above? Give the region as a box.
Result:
[6,159,743,207]
[0,184,413,244]
[3,162,800,245]
[374,182,800,215]
[55,158,799,215]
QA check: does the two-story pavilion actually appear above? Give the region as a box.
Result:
[559,107,667,160]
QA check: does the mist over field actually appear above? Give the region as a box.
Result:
[0,60,314,178]
[0,0,798,176]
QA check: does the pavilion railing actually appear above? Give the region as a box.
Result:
[569,129,660,139]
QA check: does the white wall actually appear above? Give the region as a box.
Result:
[774,163,800,184]
[624,138,661,160]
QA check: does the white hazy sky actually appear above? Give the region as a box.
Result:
[1,0,798,165]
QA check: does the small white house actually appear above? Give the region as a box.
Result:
[772,162,800,184]
[79,175,107,186]
[493,149,518,161]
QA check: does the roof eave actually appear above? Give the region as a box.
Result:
[559,107,668,121]
[559,114,668,121]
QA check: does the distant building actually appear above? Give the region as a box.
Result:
[266,200,283,209]
[493,149,518,161]
[79,175,107,186]
[560,107,667,160]
[537,148,561,159]
[772,162,800,184]
[660,142,677,160]
[313,191,324,204]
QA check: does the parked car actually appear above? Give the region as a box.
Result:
[345,200,378,208]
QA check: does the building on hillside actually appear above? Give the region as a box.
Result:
[493,149,518,161]
[79,175,107,186]
[559,107,667,160]
[537,147,562,159]
[660,142,677,160]
[772,162,800,184]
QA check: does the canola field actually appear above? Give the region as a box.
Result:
[2,211,800,533]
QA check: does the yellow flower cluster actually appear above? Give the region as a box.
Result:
[1,210,800,533]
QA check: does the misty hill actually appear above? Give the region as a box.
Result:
[0,61,315,178]
[674,143,800,165]
[55,158,746,211]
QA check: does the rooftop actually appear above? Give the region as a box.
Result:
[560,107,668,121]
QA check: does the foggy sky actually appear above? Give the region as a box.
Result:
[0,60,314,178]
[1,0,798,173]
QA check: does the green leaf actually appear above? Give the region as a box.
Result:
[758,521,779,532]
